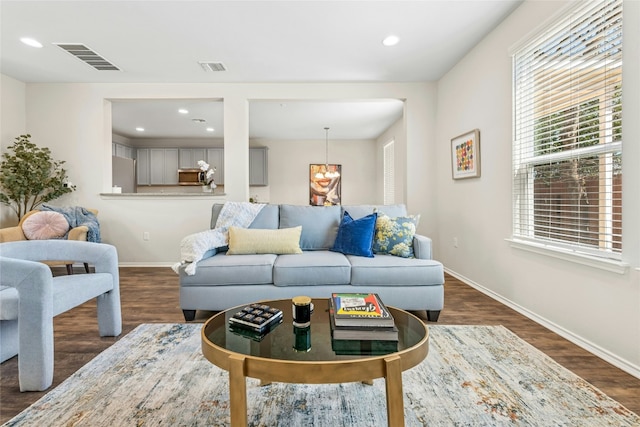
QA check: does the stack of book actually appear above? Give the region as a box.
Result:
[329,293,398,355]
[228,303,283,341]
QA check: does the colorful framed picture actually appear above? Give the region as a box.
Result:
[451,129,480,179]
[309,164,341,206]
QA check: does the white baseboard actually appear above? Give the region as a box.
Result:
[444,268,640,380]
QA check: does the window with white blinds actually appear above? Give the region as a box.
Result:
[383,140,395,205]
[512,0,623,260]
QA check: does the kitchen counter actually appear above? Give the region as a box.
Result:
[100,192,226,199]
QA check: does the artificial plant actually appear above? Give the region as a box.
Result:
[0,134,76,221]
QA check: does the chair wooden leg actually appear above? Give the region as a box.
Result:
[84,263,90,273]
[65,264,73,275]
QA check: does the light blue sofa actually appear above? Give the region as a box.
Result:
[178,204,445,322]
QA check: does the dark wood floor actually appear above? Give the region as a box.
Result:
[1,268,639,423]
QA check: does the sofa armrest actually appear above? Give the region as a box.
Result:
[202,247,221,260]
[413,234,432,260]
[68,225,89,241]
[0,226,26,243]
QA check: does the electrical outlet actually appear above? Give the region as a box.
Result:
[143,232,150,241]
[453,237,458,248]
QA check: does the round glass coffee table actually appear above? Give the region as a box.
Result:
[201,298,429,426]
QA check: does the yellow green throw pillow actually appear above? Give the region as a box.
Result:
[227,226,303,255]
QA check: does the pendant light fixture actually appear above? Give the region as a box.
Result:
[315,127,341,179]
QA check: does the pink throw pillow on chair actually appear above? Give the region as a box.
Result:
[21,211,69,240]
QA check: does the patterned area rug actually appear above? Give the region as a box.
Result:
[3,324,638,426]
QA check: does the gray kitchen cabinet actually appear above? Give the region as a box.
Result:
[163,149,179,184]
[136,147,267,187]
[192,148,206,167]
[136,148,150,185]
[179,148,206,169]
[249,147,268,186]
[206,148,224,185]
[149,149,164,184]
[149,148,179,185]
[178,149,192,169]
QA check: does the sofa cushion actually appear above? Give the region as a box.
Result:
[341,204,408,220]
[330,211,377,257]
[248,204,280,229]
[279,205,341,250]
[210,203,224,228]
[210,203,279,230]
[181,253,277,286]
[21,211,69,240]
[227,226,302,255]
[273,251,351,286]
[348,254,444,286]
[373,213,420,258]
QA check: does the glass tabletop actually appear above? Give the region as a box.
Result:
[203,298,428,362]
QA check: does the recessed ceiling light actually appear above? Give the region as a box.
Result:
[206,127,214,132]
[178,109,189,114]
[20,37,43,48]
[382,35,400,47]
[135,127,145,132]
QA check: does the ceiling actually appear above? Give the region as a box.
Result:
[1,1,522,140]
[111,99,405,140]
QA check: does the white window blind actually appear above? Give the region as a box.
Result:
[512,0,623,260]
[383,140,395,205]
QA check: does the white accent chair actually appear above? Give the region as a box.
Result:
[0,240,122,391]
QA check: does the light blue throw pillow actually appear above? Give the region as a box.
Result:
[330,211,377,257]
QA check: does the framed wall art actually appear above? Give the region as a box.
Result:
[451,129,480,179]
[309,164,341,206]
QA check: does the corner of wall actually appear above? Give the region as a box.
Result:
[1,74,27,148]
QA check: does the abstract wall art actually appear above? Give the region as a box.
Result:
[451,129,480,179]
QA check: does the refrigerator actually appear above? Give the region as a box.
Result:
[112,156,136,193]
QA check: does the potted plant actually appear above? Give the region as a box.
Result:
[197,160,216,193]
[0,134,76,221]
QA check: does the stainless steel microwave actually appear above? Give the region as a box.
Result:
[178,168,201,185]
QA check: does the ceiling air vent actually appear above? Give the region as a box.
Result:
[199,61,226,72]
[54,43,121,71]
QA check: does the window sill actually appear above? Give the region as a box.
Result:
[506,238,629,274]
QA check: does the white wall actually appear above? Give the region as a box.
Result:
[10,82,435,265]
[251,138,378,205]
[0,75,26,227]
[376,117,406,205]
[435,0,640,377]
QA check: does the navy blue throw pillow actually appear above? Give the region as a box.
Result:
[330,211,377,257]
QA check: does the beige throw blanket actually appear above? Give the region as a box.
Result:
[172,202,265,276]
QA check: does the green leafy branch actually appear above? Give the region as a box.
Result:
[0,134,75,221]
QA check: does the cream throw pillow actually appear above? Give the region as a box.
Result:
[227,226,303,255]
